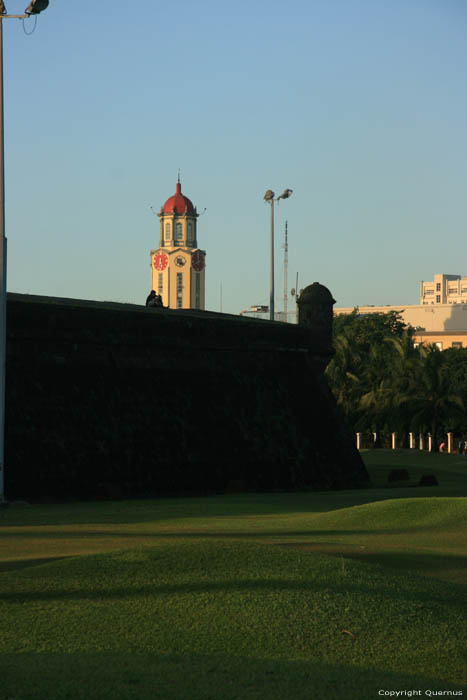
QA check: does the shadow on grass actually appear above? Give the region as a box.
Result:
[0,518,463,540]
[1,484,465,528]
[1,651,465,700]
[2,563,466,607]
[0,556,71,573]
[284,544,467,585]
[0,528,409,539]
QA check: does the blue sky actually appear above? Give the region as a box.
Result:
[2,0,466,314]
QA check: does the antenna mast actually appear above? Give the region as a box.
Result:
[283,221,288,323]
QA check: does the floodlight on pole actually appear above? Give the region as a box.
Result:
[264,187,293,321]
[0,0,49,504]
[25,0,48,14]
[277,189,293,201]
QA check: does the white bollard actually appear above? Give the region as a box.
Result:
[409,432,414,449]
[356,433,361,450]
[392,432,397,450]
[428,435,432,452]
[419,433,424,450]
[447,432,453,454]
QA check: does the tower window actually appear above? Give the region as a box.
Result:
[175,222,183,240]
[195,272,201,309]
[436,283,441,291]
[158,273,163,296]
[436,295,441,303]
[165,223,171,240]
[176,272,183,308]
[187,222,193,241]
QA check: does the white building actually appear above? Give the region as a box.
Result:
[420,273,467,306]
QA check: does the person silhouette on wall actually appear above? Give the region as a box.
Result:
[146,290,164,308]
[145,290,156,306]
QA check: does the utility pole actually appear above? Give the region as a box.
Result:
[0,0,50,504]
[283,221,288,323]
[0,13,6,504]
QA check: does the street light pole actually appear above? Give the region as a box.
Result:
[269,195,274,321]
[0,1,49,504]
[0,14,6,504]
[264,188,293,322]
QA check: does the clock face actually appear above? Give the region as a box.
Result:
[191,250,205,272]
[175,256,186,267]
[153,252,168,271]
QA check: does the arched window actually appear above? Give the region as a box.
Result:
[187,222,193,240]
[175,222,183,240]
[165,223,171,240]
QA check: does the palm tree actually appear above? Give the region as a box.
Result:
[358,342,396,445]
[382,331,422,442]
[326,332,361,425]
[400,345,464,451]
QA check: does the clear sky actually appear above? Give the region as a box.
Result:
[2,0,466,314]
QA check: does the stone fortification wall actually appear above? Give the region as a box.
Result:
[5,291,369,500]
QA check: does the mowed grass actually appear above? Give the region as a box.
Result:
[0,450,466,699]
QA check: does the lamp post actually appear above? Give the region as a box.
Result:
[263,188,292,321]
[0,0,49,504]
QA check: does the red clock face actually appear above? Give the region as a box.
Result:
[153,252,168,271]
[192,250,205,272]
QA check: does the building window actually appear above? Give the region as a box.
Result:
[195,272,200,309]
[187,222,193,241]
[436,283,441,291]
[436,295,441,303]
[176,272,183,308]
[452,342,463,349]
[175,222,183,240]
[158,273,163,297]
[424,290,434,295]
[165,223,171,240]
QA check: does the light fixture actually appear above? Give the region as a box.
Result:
[277,189,293,201]
[25,0,48,14]
[263,187,293,320]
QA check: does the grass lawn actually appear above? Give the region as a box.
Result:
[0,450,466,699]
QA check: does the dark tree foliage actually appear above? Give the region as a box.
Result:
[442,347,467,398]
[333,309,408,349]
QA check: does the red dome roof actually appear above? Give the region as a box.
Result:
[163,181,195,215]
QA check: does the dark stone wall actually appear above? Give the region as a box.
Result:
[5,293,370,500]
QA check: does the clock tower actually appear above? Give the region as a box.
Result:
[150,179,206,309]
